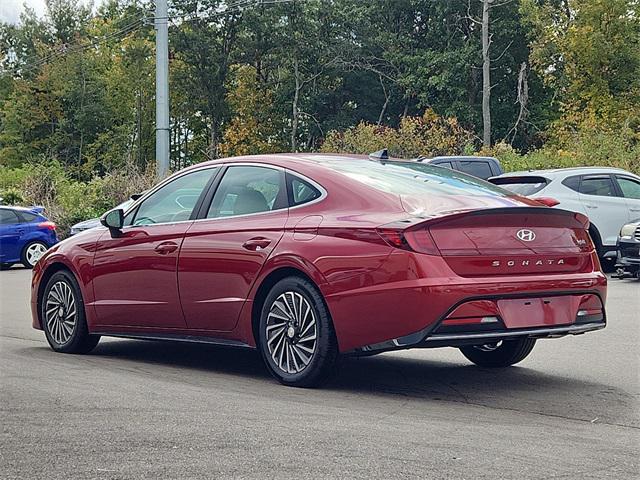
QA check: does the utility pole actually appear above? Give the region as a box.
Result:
[481,0,492,148]
[155,0,170,178]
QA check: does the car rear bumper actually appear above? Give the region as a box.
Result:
[326,251,607,353]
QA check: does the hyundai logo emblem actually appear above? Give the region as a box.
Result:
[516,229,536,242]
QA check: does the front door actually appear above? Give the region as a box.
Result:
[178,165,288,331]
[91,167,217,329]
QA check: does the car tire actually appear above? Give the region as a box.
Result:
[41,270,100,354]
[258,276,339,387]
[459,338,536,368]
[21,241,48,269]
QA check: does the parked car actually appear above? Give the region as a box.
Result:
[614,218,640,279]
[31,154,606,387]
[490,167,640,263]
[0,206,58,269]
[69,194,146,235]
[420,155,503,179]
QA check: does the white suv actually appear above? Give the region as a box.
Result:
[490,167,640,263]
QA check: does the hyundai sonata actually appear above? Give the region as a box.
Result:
[30,154,607,387]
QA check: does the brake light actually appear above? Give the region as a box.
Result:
[38,221,56,230]
[532,197,560,207]
[377,226,440,255]
[377,228,409,249]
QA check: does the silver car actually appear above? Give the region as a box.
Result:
[490,167,640,263]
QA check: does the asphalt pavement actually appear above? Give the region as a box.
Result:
[1,267,638,479]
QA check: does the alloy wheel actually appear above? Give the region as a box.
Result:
[25,242,47,266]
[45,280,77,345]
[265,291,317,375]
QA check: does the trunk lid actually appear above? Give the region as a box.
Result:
[424,207,595,276]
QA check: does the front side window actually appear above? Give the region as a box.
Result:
[207,166,285,218]
[128,168,215,226]
[579,176,616,197]
[0,209,20,225]
[616,176,640,200]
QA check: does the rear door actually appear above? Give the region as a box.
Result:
[178,165,288,332]
[577,174,629,247]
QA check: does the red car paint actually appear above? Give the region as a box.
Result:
[31,154,607,354]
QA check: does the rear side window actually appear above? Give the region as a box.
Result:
[21,212,38,222]
[207,166,286,218]
[0,209,20,225]
[562,176,581,192]
[287,173,322,206]
[458,161,493,179]
[579,176,616,197]
[432,161,454,169]
[490,176,549,196]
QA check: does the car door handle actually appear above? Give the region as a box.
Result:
[242,238,272,251]
[584,204,598,209]
[154,241,178,255]
[631,207,640,212]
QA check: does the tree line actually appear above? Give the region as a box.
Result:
[0,0,638,180]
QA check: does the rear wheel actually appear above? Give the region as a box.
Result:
[41,270,100,354]
[258,277,338,387]
[459,338,536,368]
[21,241,48,268]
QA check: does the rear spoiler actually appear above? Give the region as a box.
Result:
[29,205,46,214]
[393,206,591,231]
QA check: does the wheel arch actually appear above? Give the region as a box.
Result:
[250,266,325,349]
[36,262,76,329]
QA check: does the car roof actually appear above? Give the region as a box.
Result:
[190,153,416,170]
[428,156,499,162]
[495,166,633,179]
[0,205,41,213]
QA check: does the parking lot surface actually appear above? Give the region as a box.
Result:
[1,267,638,479]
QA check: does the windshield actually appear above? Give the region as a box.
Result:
[325,159,513,197]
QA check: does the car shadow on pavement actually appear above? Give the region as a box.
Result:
[76,338,637,426]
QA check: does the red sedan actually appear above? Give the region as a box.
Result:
[30,154,607,387]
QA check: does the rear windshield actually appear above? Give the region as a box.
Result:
[324,159,513,197]
[490,176,549,196]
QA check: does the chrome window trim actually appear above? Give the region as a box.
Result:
[117,161,328,229]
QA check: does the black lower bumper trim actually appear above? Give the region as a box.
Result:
[424,321,605,344]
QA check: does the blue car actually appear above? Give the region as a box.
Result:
[0,206,59,269]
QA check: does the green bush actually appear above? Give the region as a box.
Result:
[2,159,156,237]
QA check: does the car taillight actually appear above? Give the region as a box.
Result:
[532,197,560,207]
[376,226,440,255]
[38,221,56,230]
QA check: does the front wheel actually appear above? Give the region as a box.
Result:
[41,270,100,354]
[258,277,338,387]
[459,338,536,368]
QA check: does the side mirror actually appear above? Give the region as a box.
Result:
[100,209,124,236]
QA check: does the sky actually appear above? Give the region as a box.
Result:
[0,0,96,24]
[0,0,47,24]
